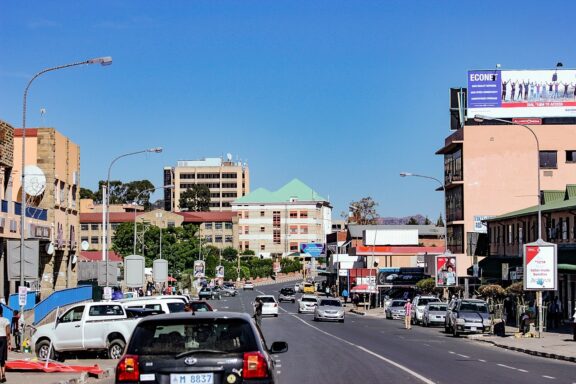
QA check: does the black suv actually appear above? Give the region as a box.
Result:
[278,288,296,303]
[116,312,288,383]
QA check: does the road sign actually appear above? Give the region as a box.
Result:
[18,286,27,306]
[103,286,112,300]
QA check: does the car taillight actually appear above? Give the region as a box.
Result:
[274,303,277,307]
[116,354,139,382]
[243,351,268,379]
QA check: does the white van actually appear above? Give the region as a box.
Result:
[121,298,186,314]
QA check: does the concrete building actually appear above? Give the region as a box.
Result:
[163,157,249,212]
[1,126,80,298]
[437,103,576,282]
[232,179,332,258]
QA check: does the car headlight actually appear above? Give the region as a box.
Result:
[483,319,491,326]
[338,311,344,316]
[456,318,465,325]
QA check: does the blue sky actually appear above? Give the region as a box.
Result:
[1,1,574,220]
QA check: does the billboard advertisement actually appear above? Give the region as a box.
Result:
[300,243,325,257]
[467,69,576,119]
[435,255,457,287]
[523,242,557,290]
[377,267,425,285]
[215,265,224,278]
[194,260,205,278]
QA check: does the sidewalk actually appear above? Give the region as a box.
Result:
[349,305,576,363]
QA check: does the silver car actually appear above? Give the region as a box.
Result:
[298,294,318,314]
[314,298,345,322]
[385,299,406,320]
[422,302,447,327]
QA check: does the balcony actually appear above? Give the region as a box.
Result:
[14,202,48,220]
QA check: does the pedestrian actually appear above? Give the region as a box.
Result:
[253,297,263,327]
[549,296,561,329]
[404,299,413,330]
[325,286,330,297]
[0,306,10,382]
[184,303,193,313]
[11,310,20,352]
[572,306,576,341]
[352,293,360,308]
[520,311,530,335]
[342,289,349,304]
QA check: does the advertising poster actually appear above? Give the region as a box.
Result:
[194,260,205,278]
[467,69,576,119]
[300,243,325,257]
[524,243,557,290]
[435,255,457,287]
[215,265,224,278]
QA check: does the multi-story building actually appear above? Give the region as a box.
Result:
[438,68,576,282]
[5,126,80,298]
[232,179,332,258]
[164,157,249,212]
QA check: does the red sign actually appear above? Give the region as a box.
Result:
[512,118,542,125]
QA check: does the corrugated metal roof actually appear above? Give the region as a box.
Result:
[489,197,576,221]
[234,178,327,203]
[542,190,564,204]
[348,224,444,238]
[566,185,576,199]
[178,211,236,222]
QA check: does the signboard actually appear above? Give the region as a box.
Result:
[364,229,418,246]
[524,242,557,290]
[103,286,112,300]
[467,69,576,119]
[502,263,509,281]
[153,259,168,283]
[473,215,495,233]
[124,255,146,288]
[377,267,425,285]
[216,265,225,278]
[7,239,40,281]
[97,261,119,286]
[435,255,457,287]
[300,243,325,257]
[18,286,27,306]
[194,260,205,278]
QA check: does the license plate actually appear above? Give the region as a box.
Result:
[470,326,477,331]
[170,373,214,384]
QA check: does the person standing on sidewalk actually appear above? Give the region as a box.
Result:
[0,306,10,382]
[572,306,576,341]
[10,310,20,352]
[404,299,413,330]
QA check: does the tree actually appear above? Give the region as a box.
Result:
[222,247,239,262]
[349,197,380,225]
[407,217,419,225]
[424,216,432,225]
[241,249,255,256]
[179,185,211,212]
[124,180,155,209]
[415,278,439,294]
[80,187,96,200]
[436,213,444,227]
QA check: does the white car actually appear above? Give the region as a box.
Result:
[411,295,441,325]
[244,281,255,290]
[255,295,279,317]
[298,294,318,314]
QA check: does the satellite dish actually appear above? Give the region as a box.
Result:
[226,153,232,161]
[81,240,89,251]
[23,165,46,197]
[72,255,78,264]
[46,242,55,255]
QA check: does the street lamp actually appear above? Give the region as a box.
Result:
[474,114,545,337]
[20,57,112,350]
[132,185,174,255]
[103,147,163,289]
[399,172,448,254]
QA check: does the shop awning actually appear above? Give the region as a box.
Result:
[351,284,377,293]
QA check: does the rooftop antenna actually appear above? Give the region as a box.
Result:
[40,107,46,126]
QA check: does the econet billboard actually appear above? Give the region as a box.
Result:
[523,242,557,290]
[467,69,576,119]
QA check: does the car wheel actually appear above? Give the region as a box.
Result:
[274,314,278,317]
[36,339,61,361]
[108,339,126,359]
[292,300,295,303]
[339,319,344,323]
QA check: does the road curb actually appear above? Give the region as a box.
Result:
[470,338,576,364]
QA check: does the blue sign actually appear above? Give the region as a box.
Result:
[300,243,325,257]
[467,70,502,108]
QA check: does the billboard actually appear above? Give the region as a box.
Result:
[524,242,557,290]
[467,69,576,119]
[124,255,146,288]
[215,265,224,278]
[194,260,205,278]
[435,255,457,287]
[300,243,325,257]
[364,229,418,246]
[377,267,425,285]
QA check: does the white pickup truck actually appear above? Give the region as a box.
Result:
[32,302,140,361]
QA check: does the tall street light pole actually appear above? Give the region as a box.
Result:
[20,57,111,350]
[132,185,174,255]
[103,147,163,289]
[474,114,544,336]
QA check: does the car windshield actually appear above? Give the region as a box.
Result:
[258,296,276,303]
[320,300,341,307]
[460,302,489,312]
[301,297,317,303]
[428,304,447,311]
[419,298,440,306]
[128,318,258,355]
[167,302,185,313]
[391,301,406,307]
[281,289,294,294]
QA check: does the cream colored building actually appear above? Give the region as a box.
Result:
[164,157,249,212]
[232,179,332,257]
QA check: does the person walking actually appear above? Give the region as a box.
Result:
[253,297,263,327]
[10,310,20,352]
[404,299,413,330]
[342,289,349,304]
[0,307,10,382]
[325,286,330,297]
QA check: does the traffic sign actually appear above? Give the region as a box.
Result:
[18,286,27,306]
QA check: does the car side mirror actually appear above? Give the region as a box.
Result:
[270,341,288,354]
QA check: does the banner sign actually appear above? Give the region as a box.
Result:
[194,260,205,278]
[524,242,557,290]
[300,243,325,257]
[216,265,224,278]
[467,69,576,119]
[435,255,457,287]
[376,267,425,285]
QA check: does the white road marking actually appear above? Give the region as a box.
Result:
[478,359,486,363]
[290,315,435,384]
[276,364,282,368]
[518,369,528,373]
[542,376,556,380]
[456,354,469,359]
[497,364,516,370]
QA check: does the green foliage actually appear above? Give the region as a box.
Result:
[280,258,302,274]
[179,185,211,212]
[436,213,444,227]
[424,216,432,225]
[80,187,95,200]
[477,284,506,300]
[407,217,419,225]
[222,247,238,262]
[241,249,255,256]
[415,278,437,294]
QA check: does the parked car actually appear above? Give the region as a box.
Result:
[255,295,279,317]
[445,298,491,337]
[244,281,255,290]
[115,312,288,384]
[32,302,139,361]
[189,301,214,312]
[411,295,441,325]
[220,285,238,297]
[385,299,406,320]
[122,298,187,314]
[125,308,164,318]
[314,298,345,322]
[278,287,296,303]
[298,294,318,314]
[199,287,222,300]
[422,302,448,327]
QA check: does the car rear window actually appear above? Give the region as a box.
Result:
[167,302,185,313]
[191,303,212,312]
[281,289,294,294]
[128,318,258,356]
[460,302,488,313]
[258,297,276,303]
[301,297,317,303]
[428,304,447,311]
[391,301,406,307]
[320,300,341,307]
[419,298,440,306]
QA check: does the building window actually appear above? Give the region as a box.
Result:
[273,211,280,227]
[244,241,250,250]
[260,227,265,233]
[260,244,265,251]
[290,211,298,218]
[566,150,576,163]
[91,236,99,244]
[205,223,213,230]
[167,221,175,228]
[290,242,298,252]
[205,235,213,242]
[111,223,119,230]
[225,222,232,229]
[225,235,233,242]
[244,226,249,235]
[260,211,265,217]
[300,211,308,218]
[539,151,557,168]
[562,218,568,240]
[300,226,308,234]
[81,224,88,231]
[81,236,89,243]
[289,226,298,234]
[273,230,281,244]
[91,224,99,231]
[215,235,223,243]
[244,211,249,219]
[215,222,222,230]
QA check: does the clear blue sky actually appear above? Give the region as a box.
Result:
[1,1,574,220]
